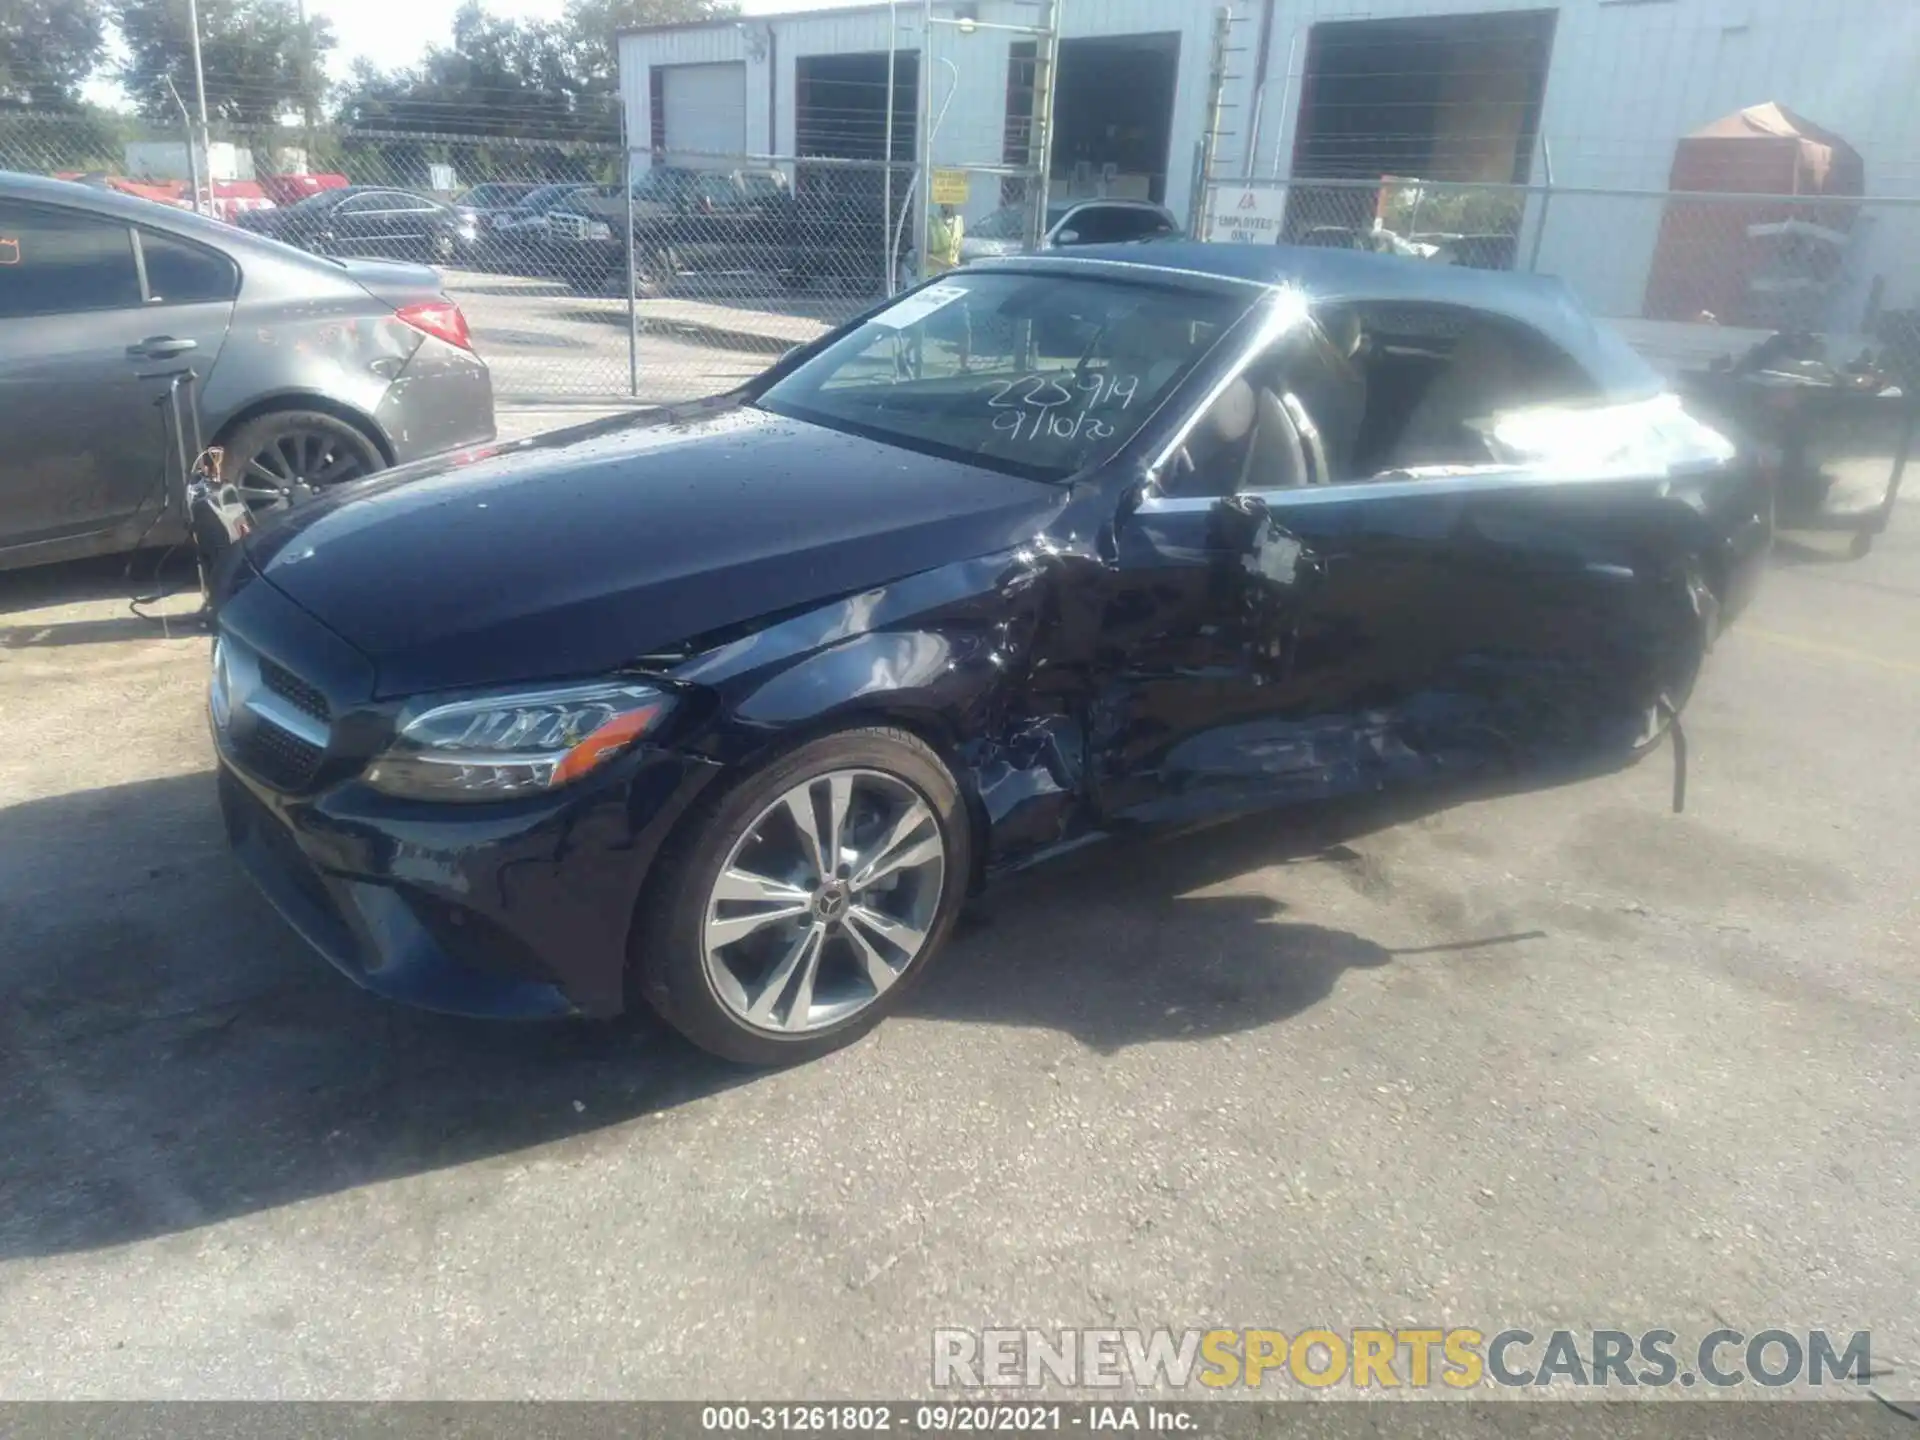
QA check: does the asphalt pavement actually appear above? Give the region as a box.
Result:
[445,268,848,406]
[0,481,1914,1405]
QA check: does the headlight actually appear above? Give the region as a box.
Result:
[585,220,614,241]
[364,682,672,801]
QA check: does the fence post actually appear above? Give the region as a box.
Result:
[625,142,640,399]
[884,0,899,296]
[1524,136,1555,274]
[913,0,934,283]
[1026,0,1061,252]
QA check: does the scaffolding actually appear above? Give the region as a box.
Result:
[899,0,1063,288]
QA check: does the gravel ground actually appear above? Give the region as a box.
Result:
[0,478,1914,1408]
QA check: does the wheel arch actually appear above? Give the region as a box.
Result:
[620,703,992,1032]
[622,701,993,1001]
[209,392,396,466]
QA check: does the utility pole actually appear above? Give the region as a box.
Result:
[186,0,214,213]
[297,0,317,155]
[165,76,203,223]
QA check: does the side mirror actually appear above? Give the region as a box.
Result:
[1206,492,1271,553]
[1054,228,1081,246]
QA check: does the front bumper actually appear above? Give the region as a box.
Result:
[217,743,721,1019]
[210,569,721,1020]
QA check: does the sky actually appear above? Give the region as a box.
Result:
[313,0,873,83]
[82,0,874,108]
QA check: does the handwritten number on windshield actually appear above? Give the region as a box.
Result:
[986,371,1137,445]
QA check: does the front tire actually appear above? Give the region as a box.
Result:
[635,727,971,1066]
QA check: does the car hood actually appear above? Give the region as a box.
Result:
[247,404,1065,698]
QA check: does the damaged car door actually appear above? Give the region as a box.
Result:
[1094,304,1469,821]
[1096,297,1762,824]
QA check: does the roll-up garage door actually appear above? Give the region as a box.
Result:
[661,62,748,165]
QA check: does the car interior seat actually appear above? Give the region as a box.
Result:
[1301,305,1370,478]
[1390,323,1531,468]
[1240,386,1311,491]
[1160,374,1255,496]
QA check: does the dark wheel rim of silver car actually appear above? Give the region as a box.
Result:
[236,430,378,512]
[702,768,947,1035]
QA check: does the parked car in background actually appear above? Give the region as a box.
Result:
[544,165,877,294]
[55,170,277,226]
[0,171,494,573]
[258,172,350,208]
[957,198,1182,262]
[454,182,541,216]
[234,185,480,265]
[207,243,1767,1066]
[474,181,596,274]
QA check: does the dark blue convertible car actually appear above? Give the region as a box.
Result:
[208,243,1771,1064]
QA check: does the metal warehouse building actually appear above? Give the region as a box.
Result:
[619,0,1920,325]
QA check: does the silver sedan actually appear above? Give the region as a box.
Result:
[0,171,495,574]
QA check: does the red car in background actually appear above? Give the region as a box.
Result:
[55,170,312,225]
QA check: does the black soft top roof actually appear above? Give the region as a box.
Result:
[988,241,1664,398]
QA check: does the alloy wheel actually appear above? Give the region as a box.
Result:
[701,768,947,1035]
[235,430,377,513]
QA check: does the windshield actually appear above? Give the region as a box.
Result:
[514,183,585,212]
[756,271,1244,481]
[460,184,529,207]
[459,184,529,208]
[632,167,698,201]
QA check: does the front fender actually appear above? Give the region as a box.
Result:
[667,546,1095,875]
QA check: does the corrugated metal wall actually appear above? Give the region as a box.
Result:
[618,0,1920,314]
[1237,0,1920,315]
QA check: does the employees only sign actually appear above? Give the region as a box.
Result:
[1205,186,1285,244]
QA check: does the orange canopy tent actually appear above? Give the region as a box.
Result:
[1643,103,1866,326]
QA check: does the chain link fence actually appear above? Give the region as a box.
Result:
[0,110,916,405]
[11,107,1920,406]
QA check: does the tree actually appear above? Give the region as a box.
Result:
[0,0,108,110]
[560,0,737,95]
[337,0,735,146]
[112,0,335,128]
[338,5,579,139]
